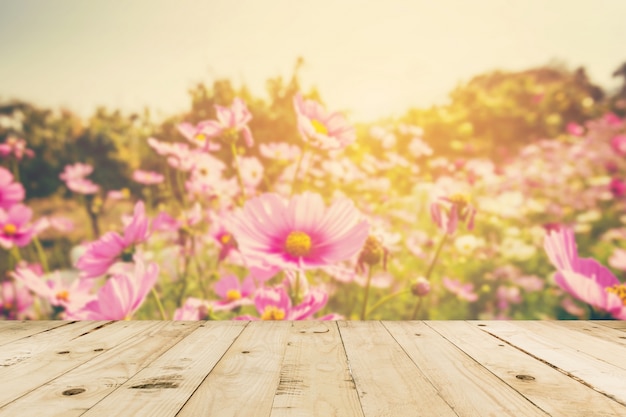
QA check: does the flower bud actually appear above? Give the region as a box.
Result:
[411,277,431,297]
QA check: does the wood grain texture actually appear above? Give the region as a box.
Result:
[0,320,69,347]
[384,321,548,417]
[0,321,202,417]
[270,321,364,417]
[176,320,290,417]
[474,321,626,406]
[80,321,247,417]
[0,320,142,407]
[338,321,457,417]
[2,320,625,417]
[428,321,626,417]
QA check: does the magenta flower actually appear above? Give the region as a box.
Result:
[236,286,329,320]
[229,192,369,272]
[293,92,356,150]
[611,135,626,156]
[0,167,25,209]
[177,122,221,151]
[609,178,626,197]
[67,178,100,194]
[174,297,210,320]
[60,163,100,195]
[132,169,164,185]
[442,277,479,302]
[59,162,94,182]
[212,274,255,311]
[544,227,626,320]
[566,122,584,136]
[0,136,34,160]
[70,259,159,320]
[430,193,476,235]
[199,97,254,147]
[76,201,151,278]
[11,267,94,314]
[1,280,33,319]
[0,204,34,249]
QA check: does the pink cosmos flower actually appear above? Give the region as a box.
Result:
[198,97,254,147]
[609,178,626,197]
[0,167,25,209]
[442,277,479,302]
[293,92,356,150]
[132,169,164,185]
[259,142,300,161]
[69,259,159,320]
[566,122,584,136]
[1,280,33,319]
[228,192,369,273]
[239,156,264,190]
[544,227,626,320]
[66,178,100,194]
[609,248,626,271]
[60,163,100,195]
[430,193,476,235]
[76,201,151,278]
[59,163,94,182]
[611,135,626,156]
[0,204,34,249]
[173,297,210,320]
[235,286,329,320]
[0,136,34,160]
[177,122,221,151]
[11,268,94,314]
[212,274,255,311]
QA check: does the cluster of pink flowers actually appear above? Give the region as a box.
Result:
[0,167,32,249]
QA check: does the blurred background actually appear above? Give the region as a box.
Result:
[1,0,626,320]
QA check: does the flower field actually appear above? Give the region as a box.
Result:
[1,66,626,321]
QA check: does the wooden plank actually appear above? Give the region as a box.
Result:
[514,321,626,372]
[0,321,203,417]
[0,321,70,347]
[80,321,248,417]
[384,321,548,417]
[177,320,291,417]
[474,321,626,406]
[270,321,364,417]
[338,321,457,417]
[545,321,626,350]
[428,321,626,417]
[595,320,626,332]
[0,320,154,408]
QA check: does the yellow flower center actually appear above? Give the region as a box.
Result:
[56,290,70,303]
[220,234,232,244]
[311,119,328,135]
[449,193,470,206]
[3,223,17,236]
[226,289,242,301]
[195,133,206,142]
[606,284,626,306]
[261,306,286,320]
[285,231,312,257]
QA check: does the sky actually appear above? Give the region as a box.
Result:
[0,0,624,122]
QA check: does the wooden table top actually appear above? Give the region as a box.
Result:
[0,320,625,416]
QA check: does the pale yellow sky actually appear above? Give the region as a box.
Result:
[0,0,624,122]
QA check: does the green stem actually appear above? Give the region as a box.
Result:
[230,142,246,205]
[366,288,410,318]
[410,233,448,320]
[360,266,375,320]
[11,159,20,183]
[32,236,50,274]
[10,246,22,263]
[290,144,309,197]
[151,287,168,320]
[411,297,424,320]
